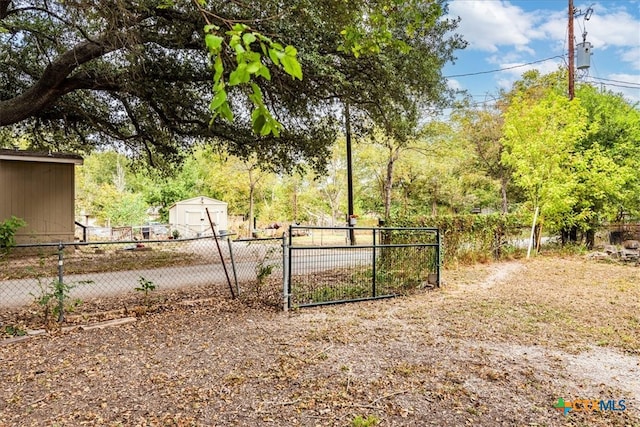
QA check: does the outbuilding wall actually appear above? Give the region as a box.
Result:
[0,153,80,243]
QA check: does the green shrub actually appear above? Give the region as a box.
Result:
[0,216,26,253]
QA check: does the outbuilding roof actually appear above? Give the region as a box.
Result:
[168,196,227,209]
[0,149,83,165]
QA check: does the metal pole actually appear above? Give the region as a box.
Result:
[206,208,235,299]
[226,238,239,296]
[372,228,377,297]
[282,232,289,311]
[345,102,356,245]
[568,0,575,100]
[436,230,441,288]
[287,226,294,310]
[57,243,64,322]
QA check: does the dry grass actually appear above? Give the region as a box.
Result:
[1,255,639,426]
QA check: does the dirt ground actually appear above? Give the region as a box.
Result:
[1,255,639,426]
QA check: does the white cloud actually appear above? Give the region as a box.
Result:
[584,9,640,49]
[448,0,544,52]
[619,46,640,70]
[447,78,463,91]
[446,1,639,99]
[609,73,640,85]
[493,59,566,90]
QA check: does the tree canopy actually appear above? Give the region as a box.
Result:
[0,0,465,170]
[498,70,640,242]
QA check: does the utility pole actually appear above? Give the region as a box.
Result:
[568,0,575,100]
[344,102,356,245]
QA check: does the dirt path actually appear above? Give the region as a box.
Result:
[446,259,639,405]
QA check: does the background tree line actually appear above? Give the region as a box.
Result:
[70,69,639,245]
[1,2,638,244]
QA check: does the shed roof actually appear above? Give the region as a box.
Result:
[168,196,227,209]
[0,149,83,165]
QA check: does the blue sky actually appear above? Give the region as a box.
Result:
[443,0,640,104]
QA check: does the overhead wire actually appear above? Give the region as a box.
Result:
[444,56,565,78]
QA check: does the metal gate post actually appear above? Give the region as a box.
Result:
[283,230,290,311]
[436,230,441,287]
[372,228,377,297]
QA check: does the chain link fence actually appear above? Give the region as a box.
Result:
[0,236,283,309]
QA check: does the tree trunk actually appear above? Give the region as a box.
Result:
[500,174,509,214]
[292,183,298,222]
[383,154,395,221]
[248,185,255,238]
[585,228,595,249]
[431,181,438,216]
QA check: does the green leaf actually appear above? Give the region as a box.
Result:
[242,33,257,46]
[213,55,224,83]
[281,55,303,80]
[284,45,298,56]
[252,113,267,134]
[209,89,227,111]
[203,24,220,33]
[232,23,248,32]
[268,48,280,66]
[255,65,271,80]
[248,51,261,61]
[219,102,234,122]
[233,42,245,54]
[246,61,261,74]
[228,63,250,86]
[250,83,263,103]
[204,34,223,54]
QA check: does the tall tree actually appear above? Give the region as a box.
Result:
[570,85,640,245]
[0,0,465,171]
[452,100,511,213]
[501,89,589,238]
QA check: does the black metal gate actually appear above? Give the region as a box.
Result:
[285,226,440,309]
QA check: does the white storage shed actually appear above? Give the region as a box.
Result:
[168,196,228,237]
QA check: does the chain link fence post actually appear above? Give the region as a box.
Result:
[282,231,289,312]
[57,243,65,322]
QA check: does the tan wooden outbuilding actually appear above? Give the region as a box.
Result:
[0,149,83,243]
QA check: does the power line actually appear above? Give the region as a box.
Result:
[444,56,565,78]
[584,79,640,90]
[588,76,640,87]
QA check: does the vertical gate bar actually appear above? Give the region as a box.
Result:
[436,229,441,287]
[287,225,293,310]
[372,228,377,297]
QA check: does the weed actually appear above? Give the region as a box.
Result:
[351,415,380,427]
[135,276,157,304]
[3,324,27,337]
[31,279,90,324]
[251,244,279,299]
